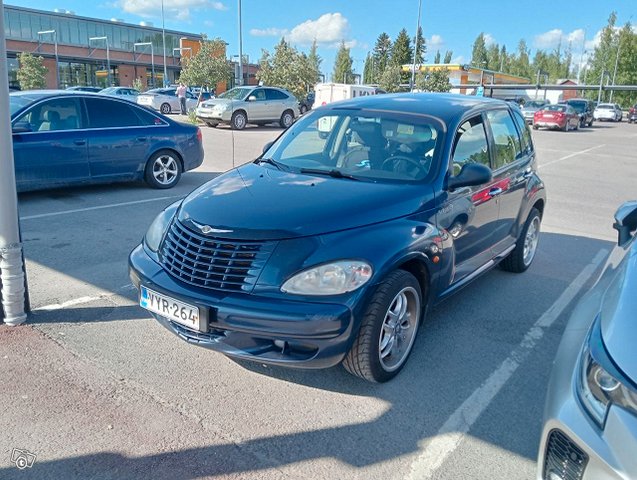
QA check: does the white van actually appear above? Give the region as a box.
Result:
[314,83,383,135]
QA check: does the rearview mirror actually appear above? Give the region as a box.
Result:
[613,200,637,246]
[447,163,492,191]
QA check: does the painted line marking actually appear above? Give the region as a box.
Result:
[407,248,609,480]
[20,196,182,221]
[539,144,606,169]
[33,284,135,312]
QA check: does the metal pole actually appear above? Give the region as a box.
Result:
[237,0,243,86]
[597,71,605,103]
[410,0,423,91]
[151,44,155,88]
[54,31,59,88]
[610,41,621,102]
[0,0,27,326]
[161,0,168,86]
[535,69,540,99]
[577,29,586,84]
[106,41,111,86]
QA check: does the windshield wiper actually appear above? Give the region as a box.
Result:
[300,168,361,181]
[255,158,285,170]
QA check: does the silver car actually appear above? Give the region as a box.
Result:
[196,86,299,130]
[137,88,198,115]
[537,200,637,480]
[521,99,550,124]
[99,87,140,102]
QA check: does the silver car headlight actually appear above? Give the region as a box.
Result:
[213,104,229,112]
[281,260,372,295]
[577,315,637,427]
[144,201,181,252]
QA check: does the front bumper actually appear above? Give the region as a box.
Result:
[196,108,230,122]
[537,320,637,479]
[129,244,355,369]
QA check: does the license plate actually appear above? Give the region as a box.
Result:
[140,286,201,331]
[139,97,151,104]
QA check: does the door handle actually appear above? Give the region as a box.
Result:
[73,139,86,146]
[488,187,503,197]
[136,137,148,142]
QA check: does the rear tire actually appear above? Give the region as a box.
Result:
[500,208,541,273]
[160,103,171,115]
[343,270,422,383]
[205,121,218,128]
[280,110,294,128]
[300,105,308,115]
[144,150,182,189]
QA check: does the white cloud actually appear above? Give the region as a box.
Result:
[533,29,564,49]
[534,28,598,52]
[118,0,226,21]
[250,13,361,49]
[483,33,496,46]
[428,34,444,50]
[250,27,288,37]
[451,55,465,65]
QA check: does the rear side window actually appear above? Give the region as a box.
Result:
[132,105,167,126]
[452,116,490,173]
[511,110,533,155]
[486,110,522,169]
[265,89,289,100]
[85,97,143,128]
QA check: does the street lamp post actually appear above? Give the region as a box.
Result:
[37,30,58,87]
[610,41,621,102]
[161,0,168,86]
[237,0,243,86]
[89,36,110,86]
[598,70,609,103]
[134,42,155,87]
[410,0,423,91]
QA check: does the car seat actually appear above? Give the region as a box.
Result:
[38,110,62,131]
[342,121,386,170]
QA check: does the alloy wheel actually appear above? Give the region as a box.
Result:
[523,216,541,266]
[152,154,179,186]
[378,286,421,372]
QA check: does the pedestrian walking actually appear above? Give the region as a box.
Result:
[177,82,187,115]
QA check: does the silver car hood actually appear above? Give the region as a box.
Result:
[201,98,234,108]
[600,243,637,382]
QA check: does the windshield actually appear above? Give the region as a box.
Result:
[567,101,587,113]
[544,105,566,112]
[263,109,443,182]
[597,104,613,110]
[100,87,117,94]
[10,94,45,116]
[525,101,545,109]
[218,87,252,100]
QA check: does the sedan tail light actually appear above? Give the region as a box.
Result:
[196,127,202,143]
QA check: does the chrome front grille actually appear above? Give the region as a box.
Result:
[543,429,588,480]
[160,220,275,292]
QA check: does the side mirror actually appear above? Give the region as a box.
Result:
[262,141,273,153]
[613,200,637,246]
[247,95,257,102]
[12,122,32,133]
[447,163,492,191]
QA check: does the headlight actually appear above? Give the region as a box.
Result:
[213,104,229,112]
[577,315,637,427]
[144,201,181,252]
[281,260,372,295]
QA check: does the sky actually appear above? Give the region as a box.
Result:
[15,0,636,77]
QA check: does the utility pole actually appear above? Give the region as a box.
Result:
[610,41,621,102]
[237,0,243,86]
[410,0,423,91]
[0,0,27,326]
[161,0,168,86]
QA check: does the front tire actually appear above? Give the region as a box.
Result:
[280,110,294,128]
[144,150,182,189]
[500,208,542,273]
[231,111,247,130]
[160,103,171,115]
[343,270,422,383]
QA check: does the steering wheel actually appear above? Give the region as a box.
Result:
[382,155,427,175]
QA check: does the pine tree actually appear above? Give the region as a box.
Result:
[433,51,441,64]
[372,33,392,83]
[392,28,413,83]
[471,33,488,67]
[363,53,374,84]
[332,41,354,84]
[487,43,500,71]
[378,65,402,92]
[308,40,322,84]
[443,50,453,64]
[414,26,426,64]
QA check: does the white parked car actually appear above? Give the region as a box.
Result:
[195,86,299,130]
[99,87,140,102]
[593,103,622,122]
[137,88,198,114]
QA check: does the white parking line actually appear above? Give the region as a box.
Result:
[539,144,606,169]
[20,196,183,221]
[33,284,135,312]
[407,248,608,480]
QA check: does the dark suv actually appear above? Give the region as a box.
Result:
[566,98,595,127]
[129,94,546,383]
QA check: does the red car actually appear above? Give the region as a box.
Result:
[533,104,580,131]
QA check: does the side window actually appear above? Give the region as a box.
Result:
[252,89,266,101]
[85,97,143,128]
[511,110,533,155]
[131,105,167,126]
[486,110,522,169]
[452,116,490,174]
[16,98,82,132]
[265,89,288,100]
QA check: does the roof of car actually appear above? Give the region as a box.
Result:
[322,93,511,121]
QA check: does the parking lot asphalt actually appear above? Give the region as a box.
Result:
[1,118,636,479]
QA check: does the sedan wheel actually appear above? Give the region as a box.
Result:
[280,110,294,128]
[145,150,182,189]
[343,270,422,382]
[500,207,542,273]
[160,103,171,114]
[231,111,247,130]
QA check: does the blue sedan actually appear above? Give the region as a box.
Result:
[10,91,204,192]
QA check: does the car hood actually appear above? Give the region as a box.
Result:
[177,163,435,241]
[201,98,234,108]
[600,244,637,382]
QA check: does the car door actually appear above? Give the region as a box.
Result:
[83,96,151,179]
[264,88,287,121]
[12,97,89,191]
[246,88,268,121]
[485,108,533,254]
[438,114,501,283]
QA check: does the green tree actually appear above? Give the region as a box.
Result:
[509,39,531,78]
[132,77,144,92]
[392,28,413,82]
[378,65,402,92]
[415,68,452,92]
[586,12,619,102]
[307,40,322,84]
[16,52,47,90]
[178,37,231,91]
[499,45,509,72]
[372,32,392,83]
[443,50,453,64]
[363,53,374,84]
[332,41,354,83]
[258,38,317,99]
[613,22,637,106]
[487,43,500,71]
[414,26,426,64]
[471,33,488,67]
[433,51,441,64]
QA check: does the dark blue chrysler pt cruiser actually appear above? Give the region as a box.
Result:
[129,93,546,382]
